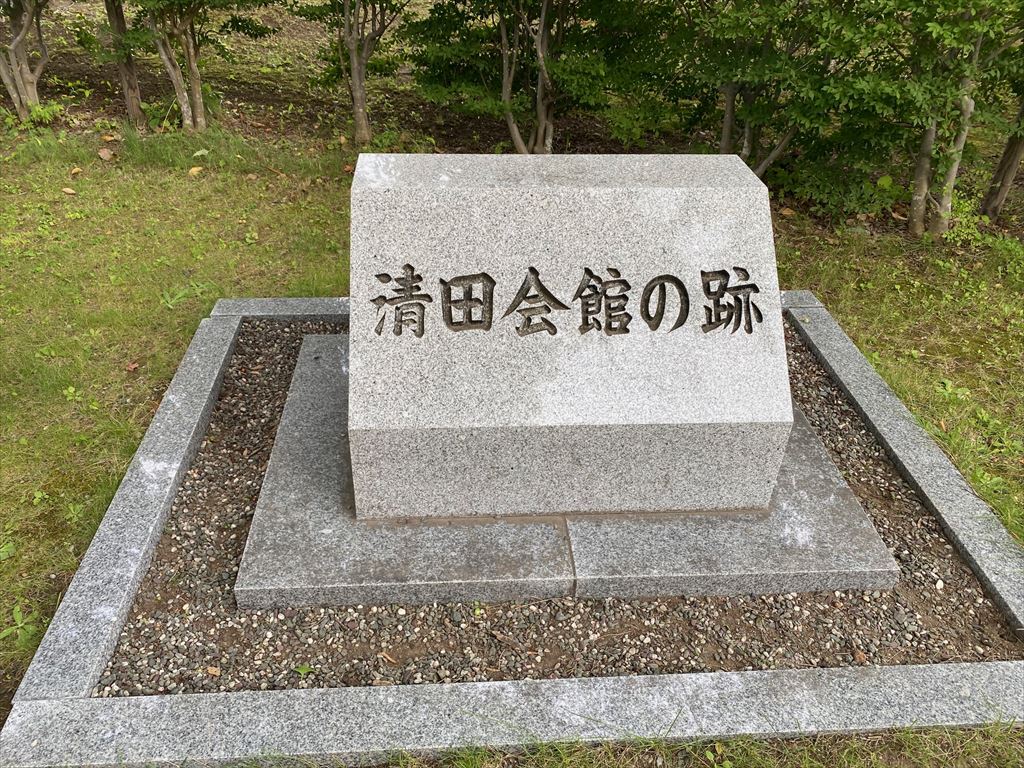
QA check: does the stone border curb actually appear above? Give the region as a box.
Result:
[787,305,1024,638]
[779,290,823,309]
[2,292,1022,768]
[13,317,242,703]
[2,661,1021,767]
[212,297,350,317]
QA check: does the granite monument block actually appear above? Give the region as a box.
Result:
[348,154,793,519]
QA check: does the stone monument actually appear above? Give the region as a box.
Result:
[233,153,898,607]
[348,154,792,519]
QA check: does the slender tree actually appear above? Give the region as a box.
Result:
[130,0,274,131]
[104,0,144,124]
[981,99,1024,222]
[1,0,50,121]
[883,0,1024,235]
[408,0,606,154]
[297,0,409,144]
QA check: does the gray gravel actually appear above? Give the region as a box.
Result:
[95,318,1022,697]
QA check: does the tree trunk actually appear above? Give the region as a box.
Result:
[753,125,796,177]
[980,135,1024,223]
[104,0,143,125]
[349,58,371,144]
[3,0,46,120]
[738,90,756,161]
[0,50,28,120]
[526,0,555,154]
[11,45,40,108]
[527,98,554,153]
[719,83,738,154]
[152,27,194,130]
[498,16,528,154]
[179,30,206,131]
[909,120,936,237]
[341,1,372,144]
[980,101,1024,222]
[929,85,975,236]
[528,78,554,154]
[541,98,554,153]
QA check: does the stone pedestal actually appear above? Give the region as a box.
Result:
[348,154,792,519]
[233,335,898,607]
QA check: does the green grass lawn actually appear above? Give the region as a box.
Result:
[415,727,1024,768]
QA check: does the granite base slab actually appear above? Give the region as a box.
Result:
[234,334,575,608]
[570,406,899,597]
[234,333,898,608]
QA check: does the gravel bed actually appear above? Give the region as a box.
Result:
[96,318,1023,697]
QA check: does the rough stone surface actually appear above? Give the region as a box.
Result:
[789,307,1024,638]
[3,661,1022,767]
[212,297,350,317]
[349,154,793,518]
[780,289,823,309]
[237,334,895,606]
[235,334,575,607]
[13,316,241,703]
[569,411,899,598]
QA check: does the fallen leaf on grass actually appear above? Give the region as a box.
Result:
[343,164,355,174]
[61,187,76,195]
[70,167,82,177]
[101,134,120,142]
[97,147,114,162]
[780,207,796,217]
[188,166,204,177]
[125,361,139,372]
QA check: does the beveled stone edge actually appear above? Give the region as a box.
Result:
[211,297,351,317]
[787,298,1024,638]
[574,564,900,600]
[12,316,243,703]
[235,576,576,611]
[1,661,1021,767]
[779,289,823,309]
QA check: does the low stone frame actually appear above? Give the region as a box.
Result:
[1,292,1021,767]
